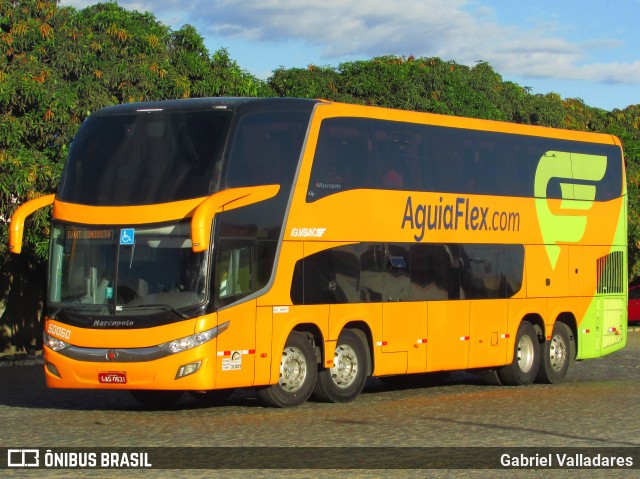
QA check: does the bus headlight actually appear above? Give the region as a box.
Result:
[176,361,202,379]
[158,321,229,354]
[43,332,71,352]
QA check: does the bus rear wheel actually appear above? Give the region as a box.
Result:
[257,331,317,407]
[498,321,539,386]
[536,322,572,384]
[313,329,369,403]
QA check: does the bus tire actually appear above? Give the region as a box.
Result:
[497,321,539,386]
[257,331,317,407]
[536,322,572,384]
[313,329,369,403]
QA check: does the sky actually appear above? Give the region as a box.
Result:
[61,0,640,111]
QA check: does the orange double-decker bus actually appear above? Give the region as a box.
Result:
[10,98,627,407]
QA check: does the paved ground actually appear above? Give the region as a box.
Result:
[1,326,638,479]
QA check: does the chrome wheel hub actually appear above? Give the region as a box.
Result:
[330,344,358,389]
[279,346,307,393]
[549,333,568,372]
[517,334,535,373]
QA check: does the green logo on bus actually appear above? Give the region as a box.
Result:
[534,151,607,269]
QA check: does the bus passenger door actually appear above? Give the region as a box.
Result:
[463,244,511,368]
[213,240,258,389]
[381,302,428,374]
[215,300,257,389]
[410,243,469,372]
[378,244,428,375]
[468,300,508,368]
[427,301,470,371]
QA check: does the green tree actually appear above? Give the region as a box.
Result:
[1,3,639,353]
[270,55,640,277]
[0,0,268,257]
[604,105,640,278]
[0,0,268,352]
[269,64,349,102]
[0,0,66,258]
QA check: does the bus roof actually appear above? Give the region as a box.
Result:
[90,97,321,116]
[90,96,621,148]
[314,100,622,147]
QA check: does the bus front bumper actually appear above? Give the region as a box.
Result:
[43,341,218,391]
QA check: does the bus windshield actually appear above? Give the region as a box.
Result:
[48,222,208,318]
[57,109,232,206]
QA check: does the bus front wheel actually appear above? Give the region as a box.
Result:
[498,321,539,386]
[257,331,317,407]
[536,322,572,384]
[313,329,369,403]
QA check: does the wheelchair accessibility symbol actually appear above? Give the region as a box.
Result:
[120,228,135,245]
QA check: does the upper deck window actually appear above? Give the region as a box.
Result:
[58,109,232,206]
[307,117,623,202]
[223,110,310,189]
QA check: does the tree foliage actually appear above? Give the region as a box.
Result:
[0,0,270,257]
[270,56,569,125]
[270,55,640,277]
[0,0,271,351]
[1,2,640,352]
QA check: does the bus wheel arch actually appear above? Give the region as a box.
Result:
[536,314,575,384]
[522,313,545,342]
[256,328,318,407]
[292,323,325,364]
[555,313,577,361]
[313,324,371,403]
[498,318,540,386]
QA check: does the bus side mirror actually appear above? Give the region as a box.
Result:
[8,194,55,254]
[191,185,280,253]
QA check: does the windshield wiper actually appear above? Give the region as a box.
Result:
[122,303,189,319]
[54,304,109,315]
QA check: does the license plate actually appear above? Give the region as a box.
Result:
[98,372,127,384]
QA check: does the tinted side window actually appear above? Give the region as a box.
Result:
[459,244,524,299]
[383,243,411,301]
[306,117,622,202]
[409,244,461,301]
[225,111,309,188]
[290,242,523,305]
[59,110,231,206]
[306,119,373,201]
[359,243,384,302]
[290,245,361,304]
[373,126,425,192]
[215,239,254,308]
